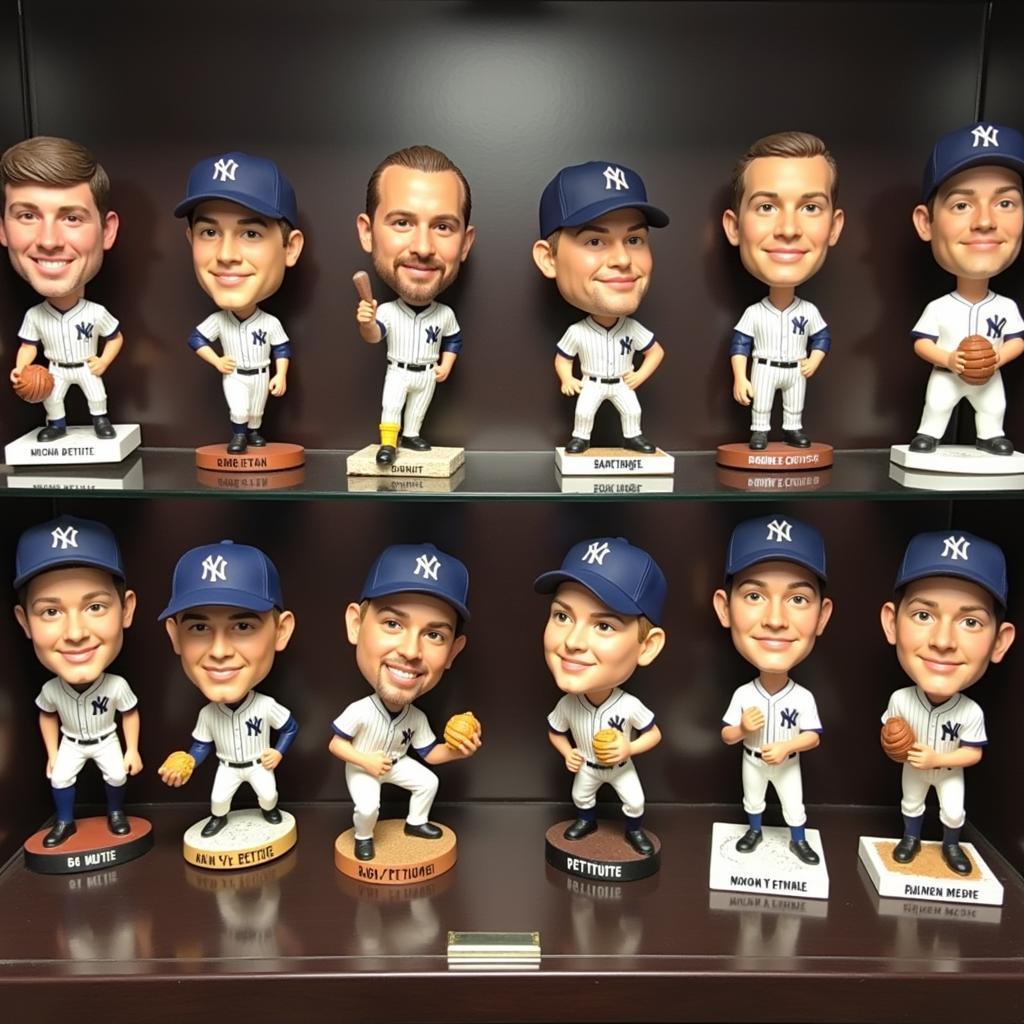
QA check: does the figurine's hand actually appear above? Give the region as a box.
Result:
[124,750,143,776]
[739,707,764,734]
[759,742,789,766]
[565,748,585,773]
[799,357,819,379]
[434,363,452,383]
[622,370,641,390]
[269,372,287,397]
[158,750,196,787]
[447,727,482,759]
[594,731,628,764]
[906,743,939,770]
[732,378,754,406]
[356,298,379,324]
[261,749,283,771]
[86,355,108,376]
[948,349,968,375]
[10,367,22,385]
[364,751,393,778]
[217,355,237,375]
[560,377,583,397]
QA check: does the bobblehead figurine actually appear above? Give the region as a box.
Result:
[719,132,844,471]
[14,515,152,872]
[710,515,833,896]
[175,152,305,471]
[1,137,141,466]
[158,541,299,869]
[349,145,475,476]
[329,543,481,883]
[892,123,1024,474]
[859,531,1014,898]
[536,537,667,881]
[533,162,672,474]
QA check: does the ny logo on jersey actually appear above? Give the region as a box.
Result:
[941,535,970,561]
[425,325,441,345]
[402,728,414,746]
[971,124,1000,148]
[942,721,962,742]
[91,696,109,715]
[766,519,792,543]
[780,708,798,728]
[619,336,633,355]
[245,716,263,737]
[75,322,94,341]
[414,554,441,581]
[603,165,629,191]
[201,554,229,583]
[792,316,808,335]
[607,715,625,732]
[582,541,611,566]
[986,315,1007,339]
[50,525,79,549]
[252,329,267,346]
[212,157,239,182]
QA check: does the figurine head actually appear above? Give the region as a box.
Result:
[881,531,1015,703]
[535,537,667,699]
[345,543,469,712]
[176,152,304,319]
[912,123,1024,284]
[160,541,295,705]
[356,145,475,306]
[0,136,119,308]
[722,131,843,291]
[533,161,669,322]
[713,515,833,684]
[13,516,136,686]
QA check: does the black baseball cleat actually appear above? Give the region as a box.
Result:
[976,435,1014,456]
[909,433,938,453]
[227,433,248,454]
[354,837,375,861]
[376,444,396,465]
[942,842,972,875]
[735,827,763,853]
[892,834,921,864]
[404,821,443,840]
[400,435,432,452]
[107,810,131,836]
[36,424,68,443]
[625,828,654,856]
[43,820,77,848]
[782,429,811,448]
[748,431,768,451]
[789,839,820,865]
[247,430,267,447]
[92,415,116,439]
[565,436,589,455]
[622,434,656,453]
[262,806,282,825]
[200,815,229,838]
[563,818,598,841]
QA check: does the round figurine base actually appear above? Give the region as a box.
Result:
[183,808,297,870]
[545,820,661,882]
[195,442,305,473]
[716,441,833,471]
[334,819,458,885]
[24,815,153,875]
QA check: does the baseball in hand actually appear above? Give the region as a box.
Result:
[880,717,916,763]
[957,335,999,386]
[444,711,481,750]
[12,364,54,404]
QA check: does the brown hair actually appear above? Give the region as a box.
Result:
[1,136,111,217]
[365,145,472,225]
[730,131,838,212]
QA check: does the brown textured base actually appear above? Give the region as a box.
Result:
[716,441,834,471]
[545,819,661,881]
[195,442,305,472]
[23,815,153,874]
[873,838,981,880]
[334,819,458,885]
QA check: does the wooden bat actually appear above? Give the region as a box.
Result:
[352,270,374,303]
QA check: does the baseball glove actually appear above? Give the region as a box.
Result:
[880,717,916,763]
[957,335,999,386]
[593,728,622,763]
[12,364,54,404]
[159,750,196,783]
[444,711,481,750]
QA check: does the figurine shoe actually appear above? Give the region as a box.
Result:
[625,827,654,856]
[200,814,229,838]
[247,430,267,447]
[43,820,77,848]
[622,434,656,454]
[909,433,938,453]
[107,810,130,836]
[262,806,282,825]
[376,444,397,466]
[976,435,1014,456]
[227,433,248,454]
[36,424,68,443]
[942,842,972,875]
[563,818,598,841]
[354,837,375,861]
[92,415,116,439]
[565,436,590,455]
[735,827,763,853]
[404,821,443,840]
[400,435,432,452]
[892,834,921,864]
[782,429,811,449]
[748,431,768,451]
[789,839,820,865]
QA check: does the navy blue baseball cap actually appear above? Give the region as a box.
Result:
[159,540,283,620]
[538,161,670,239]
[895,531,1007,609]
[534,537,667,626]
[14,515,124,589]
[724,515,827,584]
[174,152,299,226]
[360,543,470,622]
[921,123,1024,202]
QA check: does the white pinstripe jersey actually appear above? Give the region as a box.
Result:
[36,672,137,741]
[883,685,986,753]
[547,688,654,762]
[722,678,822,748]
[19,299,119,365]
[734,298,826,362]
[332,694,436,759]
[556,316,654,378]
[912,291,1024,353]
[193,691,291,761]
[377,300,460,364]
[195,308,288,370]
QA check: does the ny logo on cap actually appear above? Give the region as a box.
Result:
[212,157,239,183]
[582,541,611,566]
[75,322,94,341]
[414,554,441,581]
[50,526,79,550]
[201,554,228,583]
[941,535,970,561]
[603,166,629,191]
[766,519,792,543]
[971,125,1000,148]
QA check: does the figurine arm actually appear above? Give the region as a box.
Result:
[760,728,820,765]
[627,723,661,758]
[262,714,298,770]
[913,337,965,373]
[38,711,60,777]
[548,728,584,772]
[998,336,1024,368]
[328,734,392,777]
[906,742,983,770]
[434,350,457,383]
[269,355,290,397]
[87,331,123,376]
[729,354,754,406]
[356,300,383,343]
[190,332,236,374]
[800,348,827,379]
[424,727,482,764]
[721,706,764,745]
[623,341,664,390]
[10,342,39,383]
[554,354,582,396]
[120,708,142,776]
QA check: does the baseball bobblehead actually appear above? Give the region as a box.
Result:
[158,541,299,869]
[329,543,480,882]
[536,537,667,880]
[14,515,152,872]
[719,133,843,470]
[175,152,305,470]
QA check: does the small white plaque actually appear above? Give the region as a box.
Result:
[5,424,141,466]
[708,822,829,900]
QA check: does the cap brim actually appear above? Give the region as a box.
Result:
[158,588,277,621]
[361,584,470,623]
[14,556,125,590]
[559,199,670,232]
[726,550,827,585]
[895,566,1006,609]
[174,192,285,221]
[926,153,1024,200]
[534,569,646,618]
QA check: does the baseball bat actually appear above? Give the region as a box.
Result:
[352,270,374,303]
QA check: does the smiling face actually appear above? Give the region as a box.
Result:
[15,567,135,686]
[187,199,303,319]
[165,604,295,704]
[345,593,466,711]
[881,577,1015,703]
[0,181,118,308]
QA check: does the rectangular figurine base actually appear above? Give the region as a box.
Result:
[346,444,465,478]
[890,443,1024,476]
[709,822,829,900]
[4,424,141,466]
[555,446,675,476]
[857,836,1003,906]
[889,463,1024,491]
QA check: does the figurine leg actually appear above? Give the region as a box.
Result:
[105,782,130,836]
[779,368,806,435]
[377,422,400,465]
[41,371,71,430]
[390,758,439,828]
[608,383,643,446]
[566,765,602,838]
[36,419,68,443]
[749,360,779,437]
[346,763,383,839]
[941,825,971,874]
[210,763,246,818]
[970,374,1013,453]
[892,814,923,864]
[43,784,78,847]
[788,824,820,865]
[81,373,108,423]
[227,424,248,454]
[915,368,960,442]
[400,370,437,442]
[223,374,252,452]
[771,756,807,834]
[570,381,604,446]
[247,373,270,437]
[243,763,280,816]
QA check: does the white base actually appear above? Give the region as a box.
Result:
[346,444,464,478]
[555,447,674,476]
[857,836,1003,906]
[889,464,1024,491]
[5,452,144,490]
[890,443,1024,474]
[708,822,829,900]
[557,473,674,495]
[4,424,141,466]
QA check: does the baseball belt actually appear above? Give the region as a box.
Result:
[66,730,116,746]
[754,358,798,368]
[236,366,269,376]
[586,759,627,770]
[587,375,622,384]
[219,757,262,768]
[388,359,435,372]
[55,361,86,369]
[744,746,796,761]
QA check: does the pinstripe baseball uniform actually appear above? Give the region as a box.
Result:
[376,299,461,437]
[722,678,822,826]
[190,308,292,429]
[36,672,137,789]
[883,685,985,829]
[548,688,655,819]
[193,691,292,816]
[556,316,654,441]
[333,694,440,838]
[19,299,120,420]
[730,298,830,433]
[912,291,1024,441]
